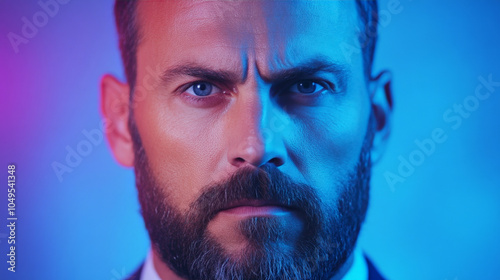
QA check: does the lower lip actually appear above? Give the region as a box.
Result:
[221,206,292,217]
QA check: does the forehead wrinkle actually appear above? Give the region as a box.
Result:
[166,1,264,84]
[138,0,360,89]
[255,0,358,77]
[240,49,249,82]
[175,1,270,43]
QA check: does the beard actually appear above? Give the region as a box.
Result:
[130,116,373,280]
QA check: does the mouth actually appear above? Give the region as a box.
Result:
[218,200,298,217]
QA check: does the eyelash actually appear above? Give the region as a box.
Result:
[179,79,336,105]
[178,81,229,106]
[281,80,335,97]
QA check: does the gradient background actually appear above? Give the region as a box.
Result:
[1,0,499,279]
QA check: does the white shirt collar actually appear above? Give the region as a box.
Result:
[140,248,368,280]
[140,250,161,280]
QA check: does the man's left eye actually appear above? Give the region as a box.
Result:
[288,80,327,95]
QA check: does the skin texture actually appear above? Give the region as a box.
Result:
[101,1,392,279]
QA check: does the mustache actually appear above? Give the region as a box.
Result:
[189,164,323,228]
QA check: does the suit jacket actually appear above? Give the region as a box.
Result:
[126,255,386,280]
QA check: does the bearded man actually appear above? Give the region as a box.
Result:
[101,0,392,279]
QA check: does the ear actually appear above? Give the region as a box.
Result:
[369,70,393,164]
[100,74,135,167]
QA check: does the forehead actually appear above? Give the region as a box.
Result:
[136,0,361,78]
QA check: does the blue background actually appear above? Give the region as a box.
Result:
[1,0,499,279]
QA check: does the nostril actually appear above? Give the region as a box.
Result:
[268,157,284,167]
[228,135,286,168]
[232,156,284,168]
[233,157,246,167]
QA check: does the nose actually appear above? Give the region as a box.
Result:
[226,85,287,168]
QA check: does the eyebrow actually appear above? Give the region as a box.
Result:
[264,58,350,87]
[160,58,350,87]
[160,63,241,86]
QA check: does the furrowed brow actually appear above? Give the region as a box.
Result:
[160,64,240,85]
[266,58,350,85]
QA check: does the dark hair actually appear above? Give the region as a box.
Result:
[114,0,378,92]
[356,0,379,79]
[114,0,140,92]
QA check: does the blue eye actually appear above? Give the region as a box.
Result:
[288,80,327,95]
[297,80,317,93]
[186,81,219,96]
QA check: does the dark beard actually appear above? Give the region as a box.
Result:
[130,116,373,280]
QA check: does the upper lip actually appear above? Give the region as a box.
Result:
[220,200,295,212]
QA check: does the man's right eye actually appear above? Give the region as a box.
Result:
[185,81,221,97]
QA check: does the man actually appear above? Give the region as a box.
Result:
[101,0,392,279]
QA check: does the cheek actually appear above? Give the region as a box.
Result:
[134,94,224,210]
[286,89,370,199]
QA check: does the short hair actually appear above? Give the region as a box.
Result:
[114,0,378,93]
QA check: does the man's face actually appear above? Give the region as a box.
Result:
[123,0,377,279]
